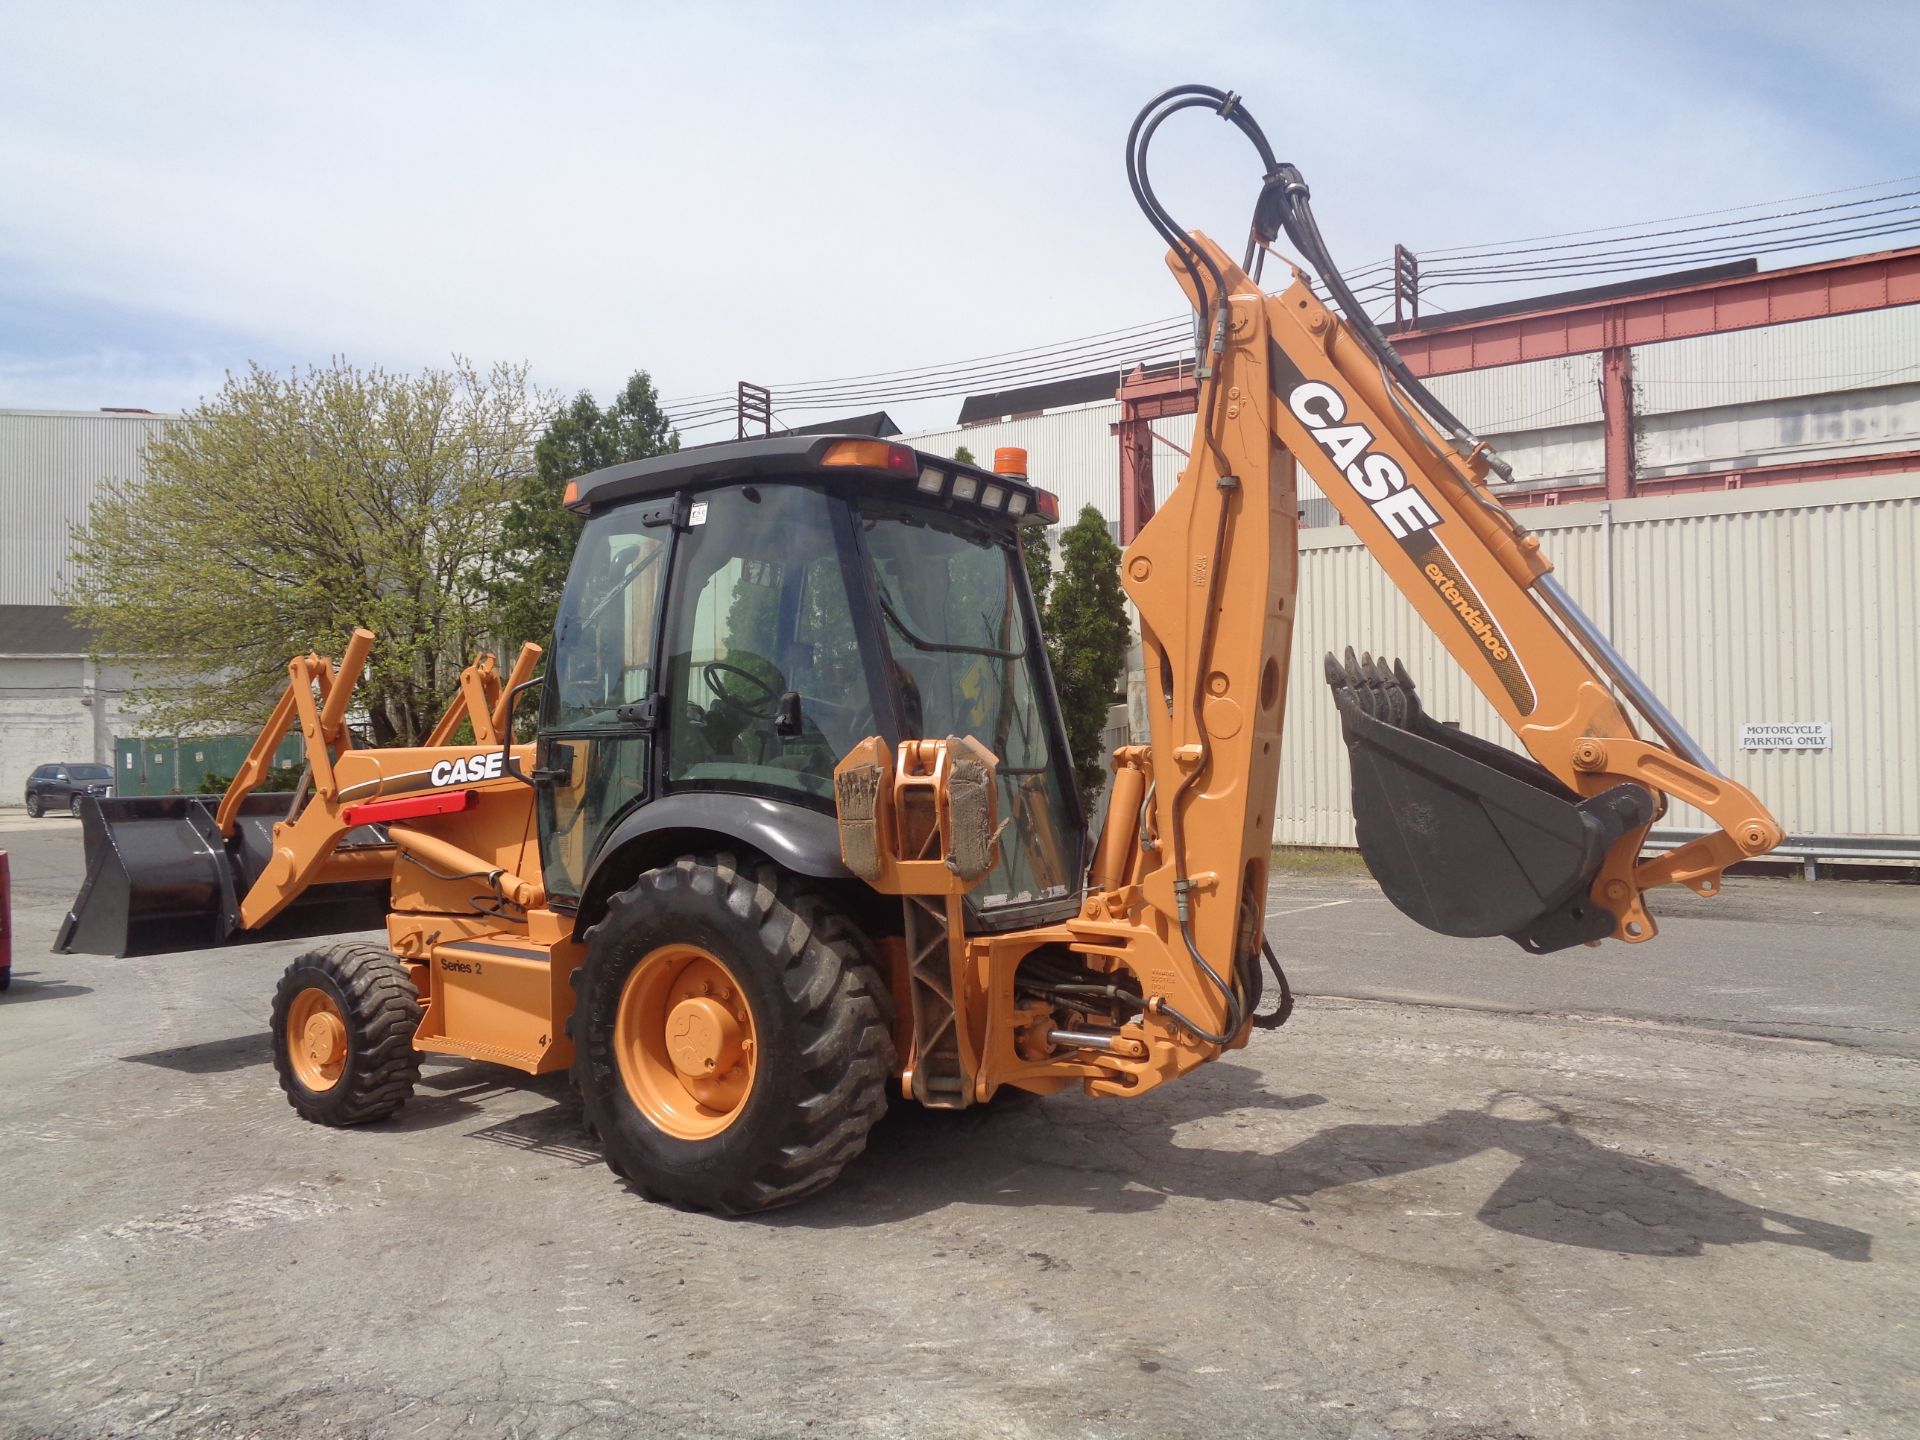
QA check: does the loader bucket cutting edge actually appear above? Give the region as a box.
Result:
[1324,650,1656,955]
[55,794,387,958]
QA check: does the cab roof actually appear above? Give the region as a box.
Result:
[564,433,1054,526]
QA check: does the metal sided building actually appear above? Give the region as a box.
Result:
[905,248,1920,862]
[0,408,172,805]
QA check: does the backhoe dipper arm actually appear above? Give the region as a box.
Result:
[1085,87,1781,1074]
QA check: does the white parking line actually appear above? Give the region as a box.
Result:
[1264,899,1353,920]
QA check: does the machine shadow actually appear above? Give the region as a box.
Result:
[121,1030,269,1073]
[782,1074,1872,1263]
[0,970,95,1004]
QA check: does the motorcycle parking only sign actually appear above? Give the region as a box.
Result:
[1739,722,1831,751]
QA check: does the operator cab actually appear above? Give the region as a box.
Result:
[537,435,1082,930]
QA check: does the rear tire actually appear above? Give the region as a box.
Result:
[271,943,422,1126]
[24,795,41,819]
[570,853,895,1213]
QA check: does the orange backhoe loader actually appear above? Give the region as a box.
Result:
[59,85,1781,1212]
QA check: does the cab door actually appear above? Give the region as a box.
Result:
[535,502,673,903]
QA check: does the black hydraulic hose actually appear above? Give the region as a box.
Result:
[1278,187,1518,488]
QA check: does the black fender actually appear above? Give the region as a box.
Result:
[575,791,852,933]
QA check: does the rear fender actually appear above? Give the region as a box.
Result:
[574,792,852,934]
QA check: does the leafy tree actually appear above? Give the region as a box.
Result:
[65,358,550,746]
[1043,505,1130,803]
[491,371,677,652]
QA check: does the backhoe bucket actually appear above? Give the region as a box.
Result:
[55,793,382,958]
[1325,651,1654,954]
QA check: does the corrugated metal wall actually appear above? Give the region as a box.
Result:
[1634,305,1920,416]
[1274,472,1920,846]
[0,409,172,605]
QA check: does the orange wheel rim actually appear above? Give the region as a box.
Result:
[287,986,349,1092]
[614,944,758,1140]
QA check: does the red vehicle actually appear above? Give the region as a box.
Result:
[1,849,12,992]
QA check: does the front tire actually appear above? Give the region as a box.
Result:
[271,943,422,1126]
[68,795,83,819]
[570,853,894,1213]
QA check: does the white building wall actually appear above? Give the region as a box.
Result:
[0,656,140,804]
[1274,473,1920,846]
[0,409,173,605]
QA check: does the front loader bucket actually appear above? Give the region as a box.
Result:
[56,796,242,956]
[55,793,383,958]
[1325,651,1654,954]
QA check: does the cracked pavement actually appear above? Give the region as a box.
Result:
[1,818,1916,1438]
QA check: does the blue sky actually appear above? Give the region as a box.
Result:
[3,1,1914,432]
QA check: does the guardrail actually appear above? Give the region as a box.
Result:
[1643,828,1920,879]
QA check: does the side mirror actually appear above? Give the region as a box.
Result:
[498,674,545,786]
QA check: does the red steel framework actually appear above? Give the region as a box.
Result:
[1114,244,1920,539]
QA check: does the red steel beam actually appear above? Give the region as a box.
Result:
[1600,346,1634,501]
[1391,244,1920,378]
[1112,365,1199,540]
[1114,245,1920,519]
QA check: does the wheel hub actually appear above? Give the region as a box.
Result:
[614,946,758,1139]
[302,1010,347,1069]
[285,986,349,1093]
[665,996,743,1077]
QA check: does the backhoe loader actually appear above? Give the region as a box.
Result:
[59,85,1782,1212]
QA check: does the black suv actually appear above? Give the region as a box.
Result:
[23,763,115,818]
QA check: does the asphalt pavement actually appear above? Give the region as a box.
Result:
[1265,867,1920,1057]
[2,814,1916,1439]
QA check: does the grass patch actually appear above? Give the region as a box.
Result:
[1269,844,1369,877]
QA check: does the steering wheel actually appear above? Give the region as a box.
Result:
[703,660,783,720]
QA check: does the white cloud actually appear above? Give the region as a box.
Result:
[0,1,1905,423]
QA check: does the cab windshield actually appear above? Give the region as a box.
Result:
[858,504,1080,910]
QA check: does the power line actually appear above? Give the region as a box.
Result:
[1414,204,1920,281]
[1409,187,1920,266]
[661,169,1920,430]
[662,329,1197,427]
[1419,216,1920,289]
[659,314,1191,410]
[1412,171,1920,259]
[1338,175,1920,285]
